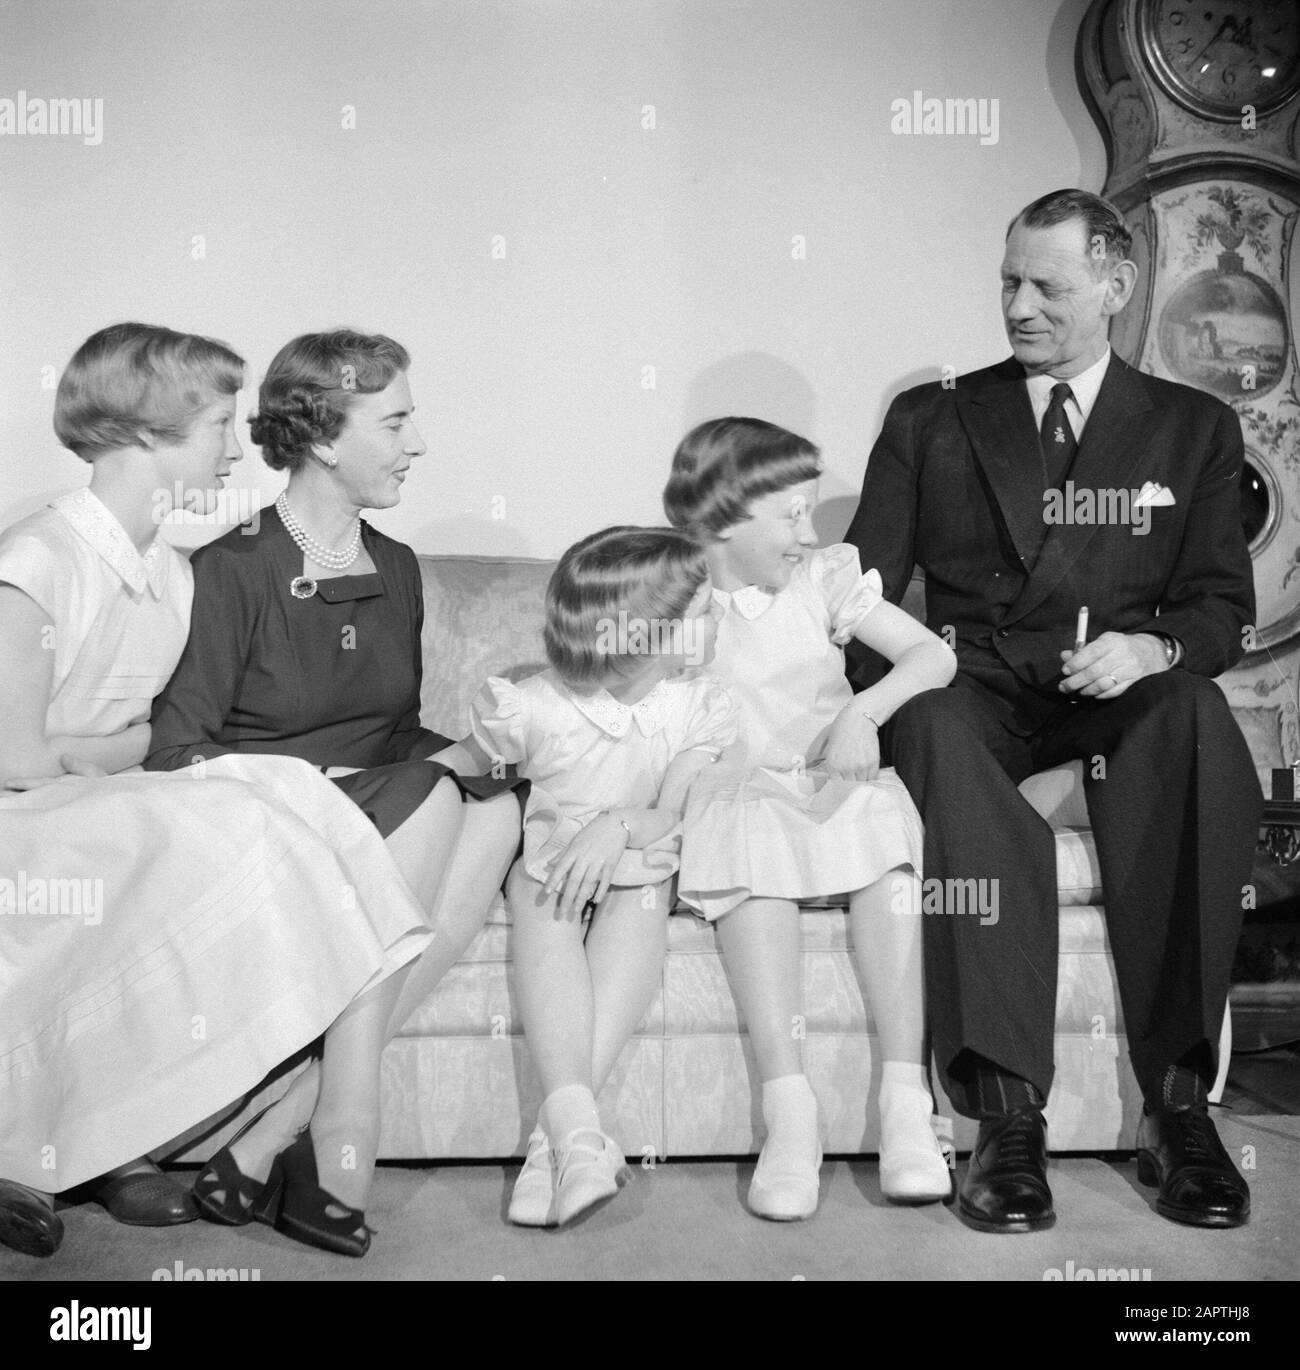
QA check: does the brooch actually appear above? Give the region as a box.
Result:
[290,576,318,599]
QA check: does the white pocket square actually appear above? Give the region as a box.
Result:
[1134,481,1175,509]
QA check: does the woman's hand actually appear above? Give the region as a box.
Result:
[5,753,109,791]
[822,710,881,781]
[545,813,631,918]
[46,721,152,776]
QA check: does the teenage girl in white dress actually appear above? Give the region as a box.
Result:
[667,417,957,1220]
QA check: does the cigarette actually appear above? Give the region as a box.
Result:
[1074,606,1089,654]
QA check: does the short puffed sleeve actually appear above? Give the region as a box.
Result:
[679,675,740,757]
[808,543,884,645]
[0,527,62,622]
[468,676,530,767]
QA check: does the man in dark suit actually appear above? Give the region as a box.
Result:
[845,188,1261,1233]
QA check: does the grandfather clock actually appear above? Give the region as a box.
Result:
[1080,0,1300,771]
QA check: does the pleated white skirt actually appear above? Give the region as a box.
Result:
[0,755,430,1191]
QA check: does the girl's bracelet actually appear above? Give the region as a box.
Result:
[597,810,633,837]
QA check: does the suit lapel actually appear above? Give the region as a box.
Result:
[957,358,1047,570]
[1005,354,1157,624]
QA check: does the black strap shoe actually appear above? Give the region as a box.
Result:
[1136,1104,1250,1228]
[957,1109,1055,1234]
[0,1179,63,1257]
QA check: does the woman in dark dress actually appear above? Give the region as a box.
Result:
[147,329,523,1255]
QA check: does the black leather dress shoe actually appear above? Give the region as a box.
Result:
[1136,1104,1249,1228]
[957,1109,1055,1234]
[89,1168,199,1226]
[0,1179,63,1257]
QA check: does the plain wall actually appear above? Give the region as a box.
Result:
[0,0,1104,556]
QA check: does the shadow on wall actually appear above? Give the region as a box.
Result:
[817,496,860,546]
[824,365,939,544]
[684,352,816,448]
[684,351,831,534]
[1054,0,1109,195]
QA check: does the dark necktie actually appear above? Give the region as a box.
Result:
[1040,382,1077,490]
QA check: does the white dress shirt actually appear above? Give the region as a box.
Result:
[1024,346,1112,442]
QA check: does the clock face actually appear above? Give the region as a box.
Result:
[1144,1,1300,118]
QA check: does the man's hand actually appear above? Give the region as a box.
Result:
[545,813,631,917]
[823,710,881,780]
[1059,632,1168,699]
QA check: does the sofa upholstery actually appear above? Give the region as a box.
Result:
[370,553,1154,1160]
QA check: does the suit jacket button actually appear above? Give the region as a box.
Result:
[997,628,1009,637]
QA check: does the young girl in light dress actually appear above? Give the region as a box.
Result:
[462,526,735,1226]
[666,417,957,1220]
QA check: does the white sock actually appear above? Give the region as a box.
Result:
[542,1085,602,1144]
[878,1060,937,1153]
[760,1074,819,1165]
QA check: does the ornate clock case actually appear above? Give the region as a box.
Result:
[1080,0,1300,771]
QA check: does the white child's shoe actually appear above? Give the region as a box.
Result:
[553,1129,628,1226]
[878,1080,953,1204]
[749,1137,823,1220]
[508,1127,557,1227]
[748,1075,822,1221]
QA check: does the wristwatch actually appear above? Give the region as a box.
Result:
[1153,633,1183,668]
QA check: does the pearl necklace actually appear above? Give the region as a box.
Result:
[275,492,362,570]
